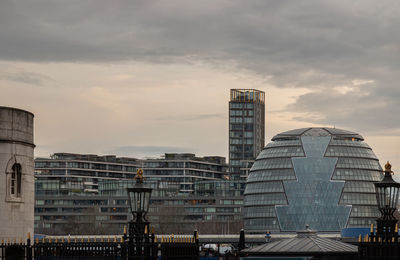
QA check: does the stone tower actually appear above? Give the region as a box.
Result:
[0,107,35,240]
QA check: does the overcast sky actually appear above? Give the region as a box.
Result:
[0,0,399,171]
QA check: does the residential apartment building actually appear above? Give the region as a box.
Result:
[34,153,236,234]
[35,179,244,235]
[141,153,227,192]
[35,153,139,195]
[229,89,265,180]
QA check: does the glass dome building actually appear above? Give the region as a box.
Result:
[244,127,382,233]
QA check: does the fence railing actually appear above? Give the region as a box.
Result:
[0,233,199,260]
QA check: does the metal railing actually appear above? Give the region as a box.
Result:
[0,232,199,260]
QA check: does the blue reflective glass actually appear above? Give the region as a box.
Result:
[276,137,351,231]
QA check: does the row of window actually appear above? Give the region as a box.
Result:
[247,169,296,182]
[243,206,276,218]
[230,110,254,116]
[340,193,377,205]
[351,206,380,218]
[348,218,376,227]
[244,193,287,206]
[257,147,304,159]
[329,139,371,148]
[36,215,128,222]
[266,140,301,148]
[251,158,293,171]
[36,199,108,206]
[275,209,350,231]
[230,131,253,138]
[230,123,254,131]
[35,161,136,172]
[230,138,254,145]
[336,158,381,170]
[230,145,254,153]
[244,181,284,195]
[143,162,184,168]
[230,152,254,159]
[244,218,279,231]
[230,117,254,123]
[185,207,241,213]
[36,169,132,179]
[325,146,377,159]
[244,204,379,220]
[343,181,376,193]
[230,103,255,109]
[332,169,382,181]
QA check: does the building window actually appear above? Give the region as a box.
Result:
[10,163,22,197]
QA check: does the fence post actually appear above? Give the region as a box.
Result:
[151,232,157,260]
[238,229,245,251]
[144,226,150,260]
[26,232,32,260]
[194,230,199,260]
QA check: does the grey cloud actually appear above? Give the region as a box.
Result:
[287,83,399,134]
[1,71,53,86]
[1,0,400,133]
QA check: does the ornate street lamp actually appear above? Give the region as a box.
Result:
[127,168,153,257]
[374,162,400,240]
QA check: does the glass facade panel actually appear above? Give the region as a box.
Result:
[276,137,350,231]
[348,218,376,227]
[257,146,304,159]
[325,146,377,159]
[265,140,301,148]
[340,193,376,205]
[247,169,296,182]
[301,136,331,157]
[350,205,380,218]
[343,181,375,193]
[244,193,286,206]
[243,206,276,218]
[329,139,371,148]
[244,181,284,194]
[245,127,383,233]
[244,218,279,230]
[251,158,293,171]
[332,169,382,181]
[336,158,381,170]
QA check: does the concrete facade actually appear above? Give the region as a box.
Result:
[0,107,35,240]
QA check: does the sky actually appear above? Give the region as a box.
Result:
[0,0,399,171]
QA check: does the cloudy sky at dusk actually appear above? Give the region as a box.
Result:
[0,0,399,170]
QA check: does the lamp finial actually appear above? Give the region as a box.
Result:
[135,168,144,182]
[385,161,393,174]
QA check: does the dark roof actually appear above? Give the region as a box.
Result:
[271,127,364,141]
[242,229,358,256]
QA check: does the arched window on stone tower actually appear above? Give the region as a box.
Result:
[10,163,22,197]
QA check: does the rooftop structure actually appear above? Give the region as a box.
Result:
[242,227,358,258]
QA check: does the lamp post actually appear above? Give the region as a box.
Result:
[374,162,400,241]
[127,168,153,257]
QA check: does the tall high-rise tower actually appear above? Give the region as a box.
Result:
[229,89,265,180]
